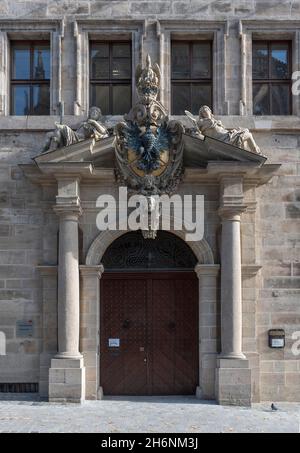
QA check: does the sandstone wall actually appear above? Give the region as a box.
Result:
[0,0,299,401]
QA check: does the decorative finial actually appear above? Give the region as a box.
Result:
[146,54,151,68]
[135,54,161,104]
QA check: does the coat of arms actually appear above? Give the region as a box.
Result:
[114,55,184,197]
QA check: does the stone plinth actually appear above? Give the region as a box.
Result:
[49,358,85,403]
[216,358,252,407]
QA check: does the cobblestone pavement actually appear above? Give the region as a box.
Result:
[0,395,299,433]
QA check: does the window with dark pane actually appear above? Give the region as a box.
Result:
[11,41,50,115]
[90,41,132,115]
[253,41,292,115]
[171,41,212,115]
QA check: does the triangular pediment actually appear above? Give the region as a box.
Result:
[33,131,266,169]
[183,133,267,168]
[34,135,115,166]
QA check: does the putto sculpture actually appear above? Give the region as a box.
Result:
[42,106,109,152]
[185,105,261,155]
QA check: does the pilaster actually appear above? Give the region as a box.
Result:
[195,264,220,400]
[80,265,104,400]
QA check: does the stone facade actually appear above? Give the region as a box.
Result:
[0,0,299,404]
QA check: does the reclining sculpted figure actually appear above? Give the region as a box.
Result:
[42,106,109,152]
[185,105,261,155]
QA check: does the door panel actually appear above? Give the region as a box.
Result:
[100,273,198,395]
[100,278,148,395]
[173,279,199,394]
[151,279,176,394]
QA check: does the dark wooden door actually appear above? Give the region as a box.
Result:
[100,272,198,395]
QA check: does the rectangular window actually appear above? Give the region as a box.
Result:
[252,41,292,115]
[90,41,132,115]
[10,41,50,115]
[171,41,212,115]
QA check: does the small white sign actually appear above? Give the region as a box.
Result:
[271,338,284,348]
[109,338,120,348]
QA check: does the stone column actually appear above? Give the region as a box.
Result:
[216,175,252,406]
[195,264,220,400]
[48,176,85,403]
[55,205,82,359]
[219,209,245,360]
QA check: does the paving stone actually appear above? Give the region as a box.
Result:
[0,397,298,433]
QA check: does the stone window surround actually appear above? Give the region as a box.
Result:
[74,19,146,116]
[239,20,300,116]
[156,20,229,115]
[0,19,64,117]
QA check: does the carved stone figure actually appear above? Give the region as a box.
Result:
[42,106,109,152]
[141,195,161,239]
[185,106,261,154]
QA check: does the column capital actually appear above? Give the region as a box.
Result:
[242,264,262,278]
[218,205,247,220]
[79,264,104,279]
[53,202,82,219]
[195,264,220,278]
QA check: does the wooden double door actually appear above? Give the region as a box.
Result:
[100,272,199,395]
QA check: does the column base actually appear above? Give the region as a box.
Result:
[49,358,85,403]
[97,386,104,400]
[218,352,247,360]
[216,358,252,407]
[54,352,83,360]
[195,386,203,399]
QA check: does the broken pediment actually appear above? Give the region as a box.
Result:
[32,128,266,170]
[33,135,115,166]
[183,133,267,168]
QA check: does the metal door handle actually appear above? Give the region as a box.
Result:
[122,319,131,329]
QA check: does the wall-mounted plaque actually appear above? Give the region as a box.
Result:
[108,338,120,348]
[16,320,33,338]
[268,329,285,349]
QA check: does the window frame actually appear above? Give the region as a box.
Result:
[74,20,145,116]
[239,20,300,116]
[89,40,132,116]
[157,20,228,115]
[252,40,292,116]
[171,40,213,115]
[10,40,51,116]
[0,19,63,117]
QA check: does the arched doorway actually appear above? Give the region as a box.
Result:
[100,230,199,396]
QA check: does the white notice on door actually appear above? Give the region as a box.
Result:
[108,338,120,348]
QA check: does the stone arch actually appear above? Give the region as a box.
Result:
[86,227,214,266]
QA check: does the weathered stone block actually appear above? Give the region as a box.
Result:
[49,358,85,403]
[216,360,252,406]
[129,1,170,14]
